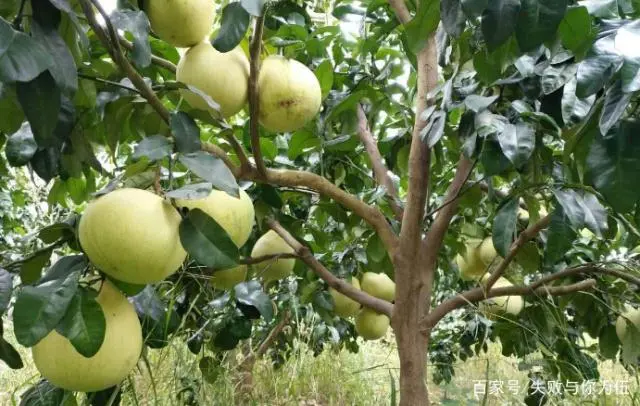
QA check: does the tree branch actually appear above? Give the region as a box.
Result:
[239,253,299,265]
[223,132,251,176]
[422,270,598,332]
[118,37,177,73]
[248,14,267,178]
[356,103,403,220]
[388,0,411,23]
[200,142,241,177]
[80,0,171,123]
[266,218,394,316]
[255,310,291,359]
[483,214,551,291]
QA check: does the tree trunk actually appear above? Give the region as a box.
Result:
[393,254,433,406]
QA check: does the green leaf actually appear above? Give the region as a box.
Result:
[0,335,23,369]
[0,84,25,133]
[0,268,12,316]
[616,21,640,92]
[492,197,519,257]
[481,0,521,51]
[179,208,239,268]
[441,0,466,37]
[240,0,267,16]
[288,130,321,160]
[0,19,53,83]
[598,324,619,360]
[464,94,498,112]
[131,286,180,349]
[544,206,576,264]
[29,146,60,182]
[561,77,595,127]
[552,189,608,236]
[132,135,172,161]
[367,233,386,262]
[580,0,618,18]
[599,80,631,136]
[421,110,446,148]
[315,59,333,99]
[404,0,440,54]
[107,278,146,297]
[514,242,540,274]
[19,380,68,406]
[170,111,201,153]
[479,139,512,176]
[111,10,151,68]
[621,321,640,364]
[515,0,567,52]
[576,35,622,98]
[213,316,252,350]
[212,3,250,53]
[19,249,53,284]
[586,121,640,213]
[179,151,239,197]
[38,221,75,244]
[31,21,77,94]
[541,63,577,95]
[55,287,106,357]
[16,71,61,147]
[497,122,535,167]
[558,6,593,58]
[234,280,273,322]
[198,356,219,383]
[12,269,81,347]
[5,122,37,166]
[165,182,213,200]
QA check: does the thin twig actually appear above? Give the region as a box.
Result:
[356,103,403,220]
[249,14,267,178]
[77,72,142,94]
[223,132,251,175]
[118,37,177,73]
[238,253,299,265]
[267,218,394,316]
[12,0,28,29]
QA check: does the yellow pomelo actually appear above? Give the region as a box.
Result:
[330,277,361,318]
[176,189,255,248]
[355,308,390,340]
[456,241,485,281]
[360,272,395,302]
[79,188,186,284]
[32,281,143,392]
[258,56,321,133]
[176,43,249,117]
[478,273,523,316]
[478,237,498,266]
[210,265,248,290]
[251,230,296,282]
[146,0,215,48]
[616,305,640,342]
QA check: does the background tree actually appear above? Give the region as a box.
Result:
[1,0,640,405]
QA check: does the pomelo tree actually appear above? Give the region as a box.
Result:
[1,0,640,405]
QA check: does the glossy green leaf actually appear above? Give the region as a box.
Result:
[132,135,172,161]
[19,379,68,406]
[558,6,593,58]
[541,63,576,95]
[170,111,201,153]
[598,324,619,360]
[515,0,567,52]
[544,206,576,264]
[234,280,273,322]
[179,208,239,269]
[561,77,595,127]
[241,0,268,16]
[55,287,106,357]
[404,0,440,54]
[464,94,498,112]
[111,10,151,68]
[0,19,53,83]
[31,21,77,94]
[0,334,23,369]
[481,0,521,51]
[576,35,622,98]
[586,121,640,213]
[212,3,250,53]
[165,182,213,200]
[5,122,37,166]
[492,197,519,257]
[19,249,53,285]
[16,71,61,147]
[599,80,631,136]
[179,151,239,197]
[12,269,81,347]
[441,0,466,37]
[496,122,535,167]
[315,59,334,99]
[552,189,608,236]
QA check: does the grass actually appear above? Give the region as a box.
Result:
[1,321,638,406]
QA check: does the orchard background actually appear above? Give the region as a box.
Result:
[1,0,640,405]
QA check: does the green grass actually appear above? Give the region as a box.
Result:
[1,322,638,405]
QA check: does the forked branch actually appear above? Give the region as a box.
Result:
[267,218,394,316]
[356,104,403,220]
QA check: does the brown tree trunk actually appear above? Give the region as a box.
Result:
[393,253,433,406]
